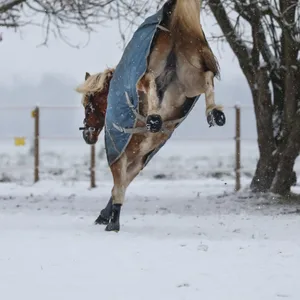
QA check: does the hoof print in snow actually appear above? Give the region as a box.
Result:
[156,207,171,215]
[153,173,167,179]
[197,244,209,252]
[177,283,190,288]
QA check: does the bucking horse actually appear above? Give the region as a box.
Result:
[76,0,226,232]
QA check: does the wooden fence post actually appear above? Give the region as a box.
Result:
[90,144,96,188]
[235,105,241,191]
[33,106,40,183]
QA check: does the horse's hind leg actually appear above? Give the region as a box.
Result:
[204,71,226,127]
[175,51,226,127]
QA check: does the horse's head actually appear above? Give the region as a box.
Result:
[76,69,114,145]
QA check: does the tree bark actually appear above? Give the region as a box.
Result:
[267,0,299,195]
[271,114,300,195]
[206,0,300,195]
[249,10,278,192]
[250,68,277,192]
[208,0,281,192]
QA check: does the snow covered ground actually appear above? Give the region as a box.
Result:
[1,139,300,299]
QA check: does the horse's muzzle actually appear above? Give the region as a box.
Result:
[82,129,99,145]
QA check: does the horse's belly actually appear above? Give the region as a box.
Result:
[138,133,169,157]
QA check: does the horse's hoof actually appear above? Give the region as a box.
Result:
[105,204,121,232]
[146,114,163,133]
[207,109,226,127]
[105,221,120,232]
[94,213,110,225]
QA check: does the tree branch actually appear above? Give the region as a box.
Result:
[0,0,26,13]
[0,0,162,46]
[260,0,300,49]
[207,0,253,82]
[234,1,277,71]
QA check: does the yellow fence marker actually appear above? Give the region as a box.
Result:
[31,110,36,118]
[14,137,26,146]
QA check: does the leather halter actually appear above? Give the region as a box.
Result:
[79,93,104,133]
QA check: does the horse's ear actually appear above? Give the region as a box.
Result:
[85,72,91,80]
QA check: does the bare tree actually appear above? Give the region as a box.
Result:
[0,0,163,46]
[204,0,300,195]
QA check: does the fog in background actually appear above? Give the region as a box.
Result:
[0,12,257,143]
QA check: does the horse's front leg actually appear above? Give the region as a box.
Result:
[102,155,128,232]
[100,154,143,232]
[136,29,172,133]
[137,72,163,133]
[204,71,226,127]
[94,197,112,225]
[94,157,127,227]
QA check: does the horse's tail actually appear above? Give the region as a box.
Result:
[169,0,204,44]
[169,0,219,77]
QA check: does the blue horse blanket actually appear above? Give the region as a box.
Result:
[104,1,201,167]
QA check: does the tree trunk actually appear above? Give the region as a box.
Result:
[269,0,299,195]
[250,68,277,192]
[271,114,300,195]
[206,0,300,195]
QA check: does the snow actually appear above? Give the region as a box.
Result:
[0,138,262,183]
[1,139,300,299]
[1,211,300,300]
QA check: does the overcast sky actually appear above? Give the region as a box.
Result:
[0,11,256,141]
[1,14,244,85]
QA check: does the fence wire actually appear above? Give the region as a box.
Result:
[0,105,256,189]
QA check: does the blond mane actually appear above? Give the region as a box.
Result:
[75,67,115,95]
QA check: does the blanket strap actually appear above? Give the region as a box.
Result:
[112,92,185,135]
[156,25,170,32]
